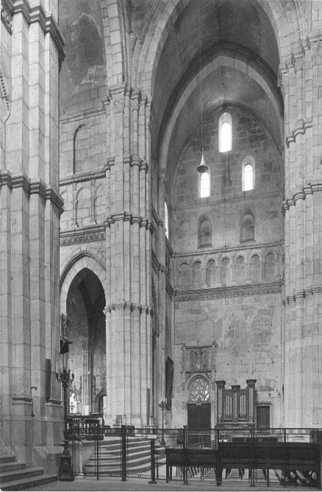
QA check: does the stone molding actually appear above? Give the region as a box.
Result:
[60,169,107,187]
[285,119,312,147]
[7,0,64,65]
[286,286,322,304]
[59,156,147,187]
[175,281,282,302]
[123,154,149,172]
[60,225,105,247]
[283,182,322,212]
[105,301,153,315]
[0,171,63,213]
[106,84,150,108]
[175,240,283,258]
[105,212,152,230]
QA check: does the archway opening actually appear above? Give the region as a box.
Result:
[66,268,106,416]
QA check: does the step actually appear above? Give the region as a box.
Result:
[0,466,44,484]
[85,454,151,469]
[98,445,151,456]
[0,456,16,464]
[90,449,150,461]
[0,462,26,473]
[100,441,151,451]
[1,473,57,491]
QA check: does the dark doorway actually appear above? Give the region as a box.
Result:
[187,403,211,447]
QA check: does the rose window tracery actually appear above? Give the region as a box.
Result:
[189,377,210,404]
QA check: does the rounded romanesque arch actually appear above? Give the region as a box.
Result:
[133,0,303,100]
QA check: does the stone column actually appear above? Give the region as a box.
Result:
[281,36,322,427]
[105,86,152,426]
[0,0,63,462]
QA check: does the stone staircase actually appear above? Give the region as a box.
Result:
[0,455,57,491]
[84,436,165,477]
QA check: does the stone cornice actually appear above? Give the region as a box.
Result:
[175,241,283,259]
[8,1,64,65]
[0,171,63,213]
[175,190,281,212]
[105,301,152,316]
[60,225,105,247]
[286,119,312,147]
[105,212,152,231]
[60,107,106,125]
[60,168,107,187]
[286,286,322,304]
[283,182,322,212]
[175,281,282,302]
[106,84,150,107]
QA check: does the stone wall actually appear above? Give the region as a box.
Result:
[172,293,282,427]
[169,105,283,427]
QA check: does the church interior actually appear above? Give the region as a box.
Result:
[1,0,322,487]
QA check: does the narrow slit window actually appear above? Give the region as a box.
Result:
[242,156,255,191]
[164,202,169,238]
[200,171,210,198]
[219,112,232,152]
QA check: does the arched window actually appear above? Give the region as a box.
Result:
[164,202,169,238]
[198,216,212,248]
[242,156,255,191]
[219,112,232,152]
[200,171,210,198]
[206,259,216,287]
[192,261,202,288]
[240,211,255,242]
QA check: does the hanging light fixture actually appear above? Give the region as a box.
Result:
[196,0,208,174]
[197,150,208,173]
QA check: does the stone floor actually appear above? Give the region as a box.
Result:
[26,476,310,491]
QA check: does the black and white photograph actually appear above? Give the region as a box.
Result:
[0,1,322,490]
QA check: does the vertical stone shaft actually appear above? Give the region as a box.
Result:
[0,0,62,461]
[282,39,322,427]
[105,87,152,425]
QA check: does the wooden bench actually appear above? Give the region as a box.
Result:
[166,442,321,487]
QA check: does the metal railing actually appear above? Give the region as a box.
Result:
[63,418,322,488]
